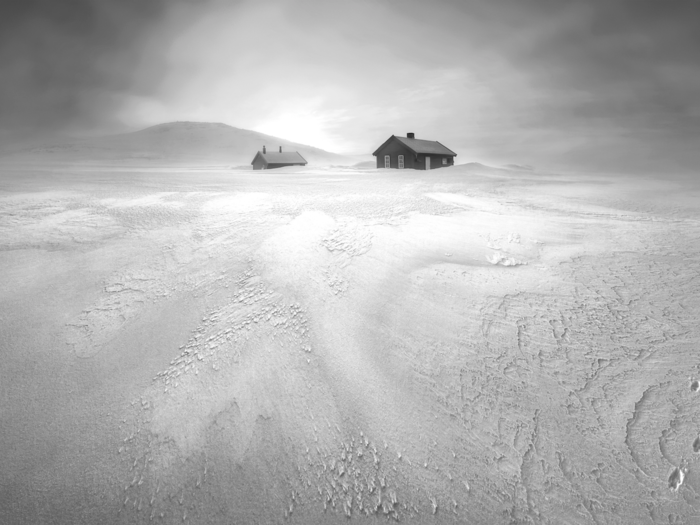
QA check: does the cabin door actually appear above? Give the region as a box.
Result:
[425,156,431,170]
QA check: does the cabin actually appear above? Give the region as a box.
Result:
[251,146,307,170]
[372,133,456,170]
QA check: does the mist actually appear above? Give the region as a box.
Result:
[1,1,699,171]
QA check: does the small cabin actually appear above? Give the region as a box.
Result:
[372,133,456,170]
[251,146,307,170]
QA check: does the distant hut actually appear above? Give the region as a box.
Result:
[251,146,307,170]
[372,133,456,170]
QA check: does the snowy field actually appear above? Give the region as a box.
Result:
[1,162,699,524]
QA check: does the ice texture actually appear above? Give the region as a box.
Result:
[1,161,699,524]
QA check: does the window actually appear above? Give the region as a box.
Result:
[384,155,390,168]
[442,158,448,165]
[398,155,404,169]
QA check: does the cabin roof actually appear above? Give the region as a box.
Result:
[252,151,307,165]
[372,135,457,156]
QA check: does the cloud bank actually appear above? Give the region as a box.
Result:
[2,0,699,173]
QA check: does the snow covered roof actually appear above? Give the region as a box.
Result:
[252,151,307,165]
[372,135,457,157]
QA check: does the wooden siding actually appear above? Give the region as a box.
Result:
[374,141,417,169]
[252,157,305,170]
[266,163,305,169]
[415,153,454,170]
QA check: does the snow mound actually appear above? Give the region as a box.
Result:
[486,252,527,266]
[504,164,535,171]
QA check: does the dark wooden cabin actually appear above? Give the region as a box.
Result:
[372,133,456,170]
[251,146,307,170]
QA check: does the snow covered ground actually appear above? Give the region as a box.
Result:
[1,162,699,524]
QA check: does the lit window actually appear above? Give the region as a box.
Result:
[384,155,390,168]
[398,155,404,169]
[442,158,447,165]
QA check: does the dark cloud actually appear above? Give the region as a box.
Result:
[0,0,206,141]
[512,2,699,116]
[426,0,700,172]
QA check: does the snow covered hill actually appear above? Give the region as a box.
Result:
[1,121,355,166]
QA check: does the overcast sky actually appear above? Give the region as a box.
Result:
[2,0,699,172]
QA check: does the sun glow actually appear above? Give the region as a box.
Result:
[254,109,348,154]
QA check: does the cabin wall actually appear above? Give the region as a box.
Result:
[252,157,267,170]
[415,154,454,170]
[374,142,416,169]
[265,163,306,170]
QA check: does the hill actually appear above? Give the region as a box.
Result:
[0,121,355,166]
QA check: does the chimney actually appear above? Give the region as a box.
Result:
[407,132,415,139]
[263,145,266,154]
[279,146,282,152]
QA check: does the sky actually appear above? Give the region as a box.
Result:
[1,0,699,173]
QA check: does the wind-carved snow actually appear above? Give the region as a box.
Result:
[486,251,527,266]
[321,219,373,261]
[0,195,124,249]
[320,218,373,295]
[66,270,164,357]
[626,384,665,477]
[668,466,686,491]
[3,164,700,524]
[428,246,700,521]
[484,231,532,266]
[115,264,318,520]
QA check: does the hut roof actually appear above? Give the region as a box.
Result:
[373,135,457,156]
[252,151,307,165]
